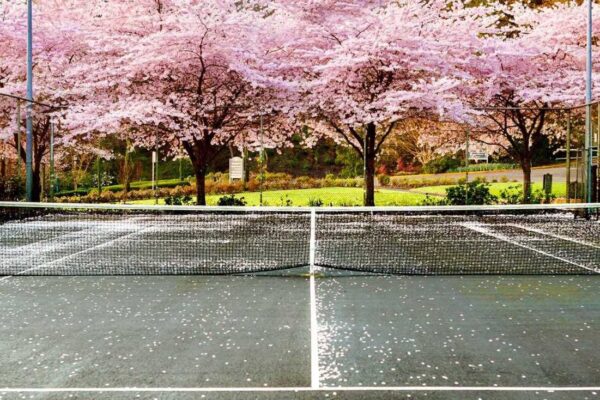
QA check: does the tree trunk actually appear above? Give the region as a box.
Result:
[183,138,221,206]
[521,159,532,204]
[364,122,376,207]
[194,166,207,206]
[31,169,42,202]
[122,147,131,202]
[242,147,249,191]
[184,144,209,206]
[0,158,5,197]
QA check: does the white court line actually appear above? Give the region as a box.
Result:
[461,223,599,273]
[0,220,155,281]
[308,209,320,389]
[508,223,600,250]
[0,223,107,268]
[1,386,599,393]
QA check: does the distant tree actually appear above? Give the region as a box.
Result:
[460,2,600,201]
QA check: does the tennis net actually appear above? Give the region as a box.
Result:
[0,202,598,276]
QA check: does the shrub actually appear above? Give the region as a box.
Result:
[0,175,25,201]
[336,200,360,207]
[308,198,324,207]
[419,195,447,206]
[213,181,243,194]
[164,195,194,206]
[264,172,292,181]
[531,189,556,204]
[377,174,391,186]
[217,194,247,206]
[295,176,316,189]
[498,185,522,204]
[445,180,497,205]
[278,195,293,207]
[388,175,458,189]
[449,163,518,173]
[423,154,462,174]
[499,184,556,205]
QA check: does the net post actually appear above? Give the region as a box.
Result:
[308,207,319,388]
[597,103,600,201]
[309,208,316,273]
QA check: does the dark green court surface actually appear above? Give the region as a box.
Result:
[316,275,600,387]
[0,276,310,388]
[1,274,599,400]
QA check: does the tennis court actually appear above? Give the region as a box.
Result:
[1,202,599,399]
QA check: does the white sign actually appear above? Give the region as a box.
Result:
[469,151,488,162]
[229,157,244,181]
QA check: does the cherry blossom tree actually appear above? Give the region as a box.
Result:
[264,0,490,205]
[3,0,599,206]
[0,1,85,201]
[460,2,600,201]
[50,0,298,205]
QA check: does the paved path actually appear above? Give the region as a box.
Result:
[467,165,575,183]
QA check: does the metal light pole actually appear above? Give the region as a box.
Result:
[465,128,470,205]
[16,100,21,171]
[566,112,572,202]
[259,113,264,207]
[584,0,594,203]
[363,133,367,206]
[49,121,55,202]
[25,0,34,201]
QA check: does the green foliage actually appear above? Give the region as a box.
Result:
[499,184,556,204]
[83,178,191,194]
[377,174,391,186]
[266,136,338,176]
[445,180,498,205]
[164,194,194,206]
[91,171,115,188]
[335,146,363,178]
[0,175,25,201]
[308,197,324,207]
[278,194,293,207]
[422,154,462,174]
[498,185,522,204]
[389,175,459,189]
[419,195,446,206]
[217,194,247,206]
[449,163,518,173]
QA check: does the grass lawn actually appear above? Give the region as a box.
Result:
[129,187,429,206]
[104,178,190,191]
[414,182,567,198]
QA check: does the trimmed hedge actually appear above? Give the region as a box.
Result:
[57,174,364,203]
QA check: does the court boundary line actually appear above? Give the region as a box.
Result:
[308,209,320,388]
[509,223,600,250]
[2,386,599,393]
[0,221,155,281]
[461,223,599,273]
